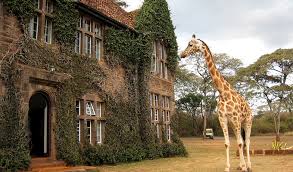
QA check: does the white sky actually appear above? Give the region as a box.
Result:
[124,0,293,66]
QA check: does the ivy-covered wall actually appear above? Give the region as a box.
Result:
[0,0,187,170]
[135,0,179,74]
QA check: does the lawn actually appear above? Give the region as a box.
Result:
[98,136,293,172]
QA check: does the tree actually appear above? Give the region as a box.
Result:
[175,65,199,98]
[237,49,293,141]
[176,93,203,135]
[115,0,128,8]
[182,53,243,138]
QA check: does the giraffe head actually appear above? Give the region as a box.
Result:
[180,34,204,58]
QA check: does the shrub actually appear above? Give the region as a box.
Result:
[82,144,116,165]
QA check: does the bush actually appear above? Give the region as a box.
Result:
[82,144,116,165]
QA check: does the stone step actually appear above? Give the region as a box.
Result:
[30,166,98,172]
[29,158,66,170]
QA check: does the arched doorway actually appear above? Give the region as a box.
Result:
[28,92,50,157]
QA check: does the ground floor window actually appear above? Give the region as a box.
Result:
[167,124,171,141]
[76,98,105,145]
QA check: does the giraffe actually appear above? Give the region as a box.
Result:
[180,35,253,172]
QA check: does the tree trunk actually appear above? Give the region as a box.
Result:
[203,113,207,139]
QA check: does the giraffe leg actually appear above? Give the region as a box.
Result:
[235,126,247,172]
[219,116,230,172]
[244,121,252,172]
[232,127,245,171]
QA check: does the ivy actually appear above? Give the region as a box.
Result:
[135,0,179,74]
[3,0,35,21]
[3,0,78,46]
[0,62,30,171]
[53,0,79,46]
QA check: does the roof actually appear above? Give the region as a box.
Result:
[128,9,140,27]
[79,0,135,29]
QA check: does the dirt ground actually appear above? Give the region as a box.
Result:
[98,136,293,172]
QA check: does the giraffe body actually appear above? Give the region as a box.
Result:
[181,35,253,172]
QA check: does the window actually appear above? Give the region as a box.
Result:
[77,120,80,142]
[29,16,39,39]
[45,0,53,13]
[154,94,159,107]
[151,43,157,72]
[44,17,52,44]
[85,19,91,32]
[78,16,83,28]
[167,125,171,141]
[149,94,153,107]
[85,35,92,56]
[97,121,102,144]
[76,16,103,59]
[95,39,101,60]
[29,0,54,43]
[152,41,168,79]
[76,100,80,115]
[162,110,165,122]
[155,109,159,121]
[96,102,102,117]
[166,111,170,122]
[75,32,81,53]
[156,124,160,138]
[94,23,101,36]
[86,120,92,144]
[165,97,170,108]
[86,101,95,116]
[34,0,40,9]
[77,98,105,144]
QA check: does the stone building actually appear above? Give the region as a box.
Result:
[0,0,175,162]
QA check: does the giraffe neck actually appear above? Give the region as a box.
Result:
[200,41,230,94]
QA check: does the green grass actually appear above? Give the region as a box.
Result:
[97,136,293,172]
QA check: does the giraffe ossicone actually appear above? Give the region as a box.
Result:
[181,35,253,172]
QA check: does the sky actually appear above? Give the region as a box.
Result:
[124,0,293,66]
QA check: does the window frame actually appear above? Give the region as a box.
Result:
[96,121,102,144]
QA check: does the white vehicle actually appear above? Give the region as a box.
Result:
[205,128,214,139]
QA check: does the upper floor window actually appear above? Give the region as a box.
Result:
[44,17,53,44]
[151,41,169,79]
[45,0,54,13]
[29,0,53,44]
[76,16,102,60]
[29,16,39,39]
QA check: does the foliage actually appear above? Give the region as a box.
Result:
[114,0,128,8]
[0,63,30,171]
[82,144,116,165]
[272,140,287,151]
[236,48,293,141]
[135,0,178,74]
[4,0,78,46]
[252,112,293,135]
[53,0,79,46]
[3,0,35,21]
